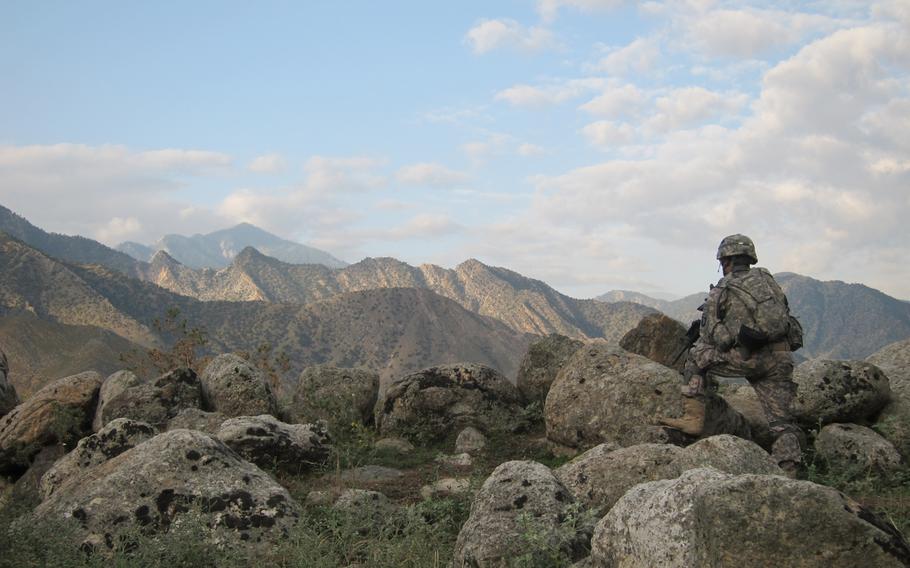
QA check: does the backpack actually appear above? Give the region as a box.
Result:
[720,268,792,346]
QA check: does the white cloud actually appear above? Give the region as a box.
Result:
[248,154,286,173]
[582,121,636,146]
[460,133,512,165]
[396,163,469,188]
[464,19,557,54]
[579,84,646,118]
[645,86,750,131]
[381,213,464,240]
[495,78,607,108]
[589,37,661,75]
[95,216,142,243]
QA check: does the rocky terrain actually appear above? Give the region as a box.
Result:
[0,333,907,567]
[117,222,348,269]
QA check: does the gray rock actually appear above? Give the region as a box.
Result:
[332,489,397,531]
[794,359,891,427]
[456,426,487,454]
[420,478,471,500]
[556,436,780,517]
[815,423,902,476]
[867,338,910,401]
[101,368,203,429]
[338,465,404,485]
[216,415,330,474]
[28,429,302,552]
[8,445,65,509]
[288,365,379,428]
[305,490,334,506]
[516,334,584,405]
[92,370,140,432]
[375,363,527,444]
[544,342,686,449]
[0,350,19,418]
[867,339,910,457]
[373,437,414,454]
[619,313,690,373]
[199,354,278,418]
[590,468,910,567]
[453,460,589,568]
[167,407,228,435]
[0,371,102,476]
[40,418,157,500]
[436,453,473,468]
[556,442,676,516]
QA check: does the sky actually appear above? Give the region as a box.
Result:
[1,1,908,300]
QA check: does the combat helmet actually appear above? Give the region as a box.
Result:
[716,234,757,264]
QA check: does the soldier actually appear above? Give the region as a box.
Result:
[661,234,805,476]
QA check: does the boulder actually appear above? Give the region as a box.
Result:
[867,339,910,458]
[7,445,66,509]
[216,415,330,474]
[337,465,404,485]
[556,443,677,517]
[515,334,584,405]
[0,371,102,476]
[288,365,379,428]
[453,461,589,568]
[29,429,302,552]
[619,314,690,373]
[373,437,414,454]
[456,426,487,454]
[793,359,891,427]
[544,342,687,449]
[167,407,228,435]
[721,384,774,449]
[199,354,278,418]
[436,453,474,468]
[0,350,19,418]
[867,338,910,401]
[814,423,902,476]
[420,478,471,500]
[556,436,780,516]
[100,368,203,429]
[40,418,157,499]
[92,370,140,432]
[590,468,910,568]
[332,489,397,532]
[374,363,527,444]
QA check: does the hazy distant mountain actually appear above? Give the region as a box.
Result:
[598,273,910,360]
[118,223,348,269]
[0,204,142,276]
[143,248,657,342]
[0,234,533,393]
[596,290,705,323]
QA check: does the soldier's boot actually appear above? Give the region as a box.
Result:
[771,429,805,479]
[659,395,706,436]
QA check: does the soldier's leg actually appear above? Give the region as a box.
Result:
[750,352,804,474]
[659,349,708,435]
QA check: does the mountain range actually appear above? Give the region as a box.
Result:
[143,246,654,342]
[1,203,908,397]
[117,223,348,269]
[0,233,535,395]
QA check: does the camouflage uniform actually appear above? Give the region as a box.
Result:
[684,264,804,467]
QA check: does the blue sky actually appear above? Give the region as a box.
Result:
[1,1,908,299]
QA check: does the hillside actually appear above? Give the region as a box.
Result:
[0,310,142,398]
[0,204,143,276]
[142,248,655,342]
[0,237,534,391]
[118,222,348,269]
[597,290,704,323]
